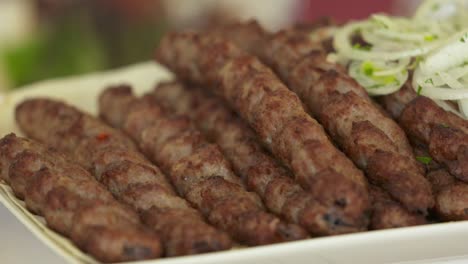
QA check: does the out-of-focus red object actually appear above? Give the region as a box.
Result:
[298,0,394,22]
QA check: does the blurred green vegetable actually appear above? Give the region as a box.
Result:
[1,0,168,90]
[3,15,106,89]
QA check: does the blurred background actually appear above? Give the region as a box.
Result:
[0,0,421,91]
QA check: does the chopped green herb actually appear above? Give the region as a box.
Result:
[353,43,371,51]
[361,61,374,76]
[381,75,398,85]
[417,85,423,95]
[409,56,423,70]
[432,3,440,11]
[440,123,450,128]
[462,61,468,67]
[424,34,438,42]
[461,33,468,43]
[371,16,389,29]
[368,84,382,89]
[425,78,434,85]
[416,156,432,165]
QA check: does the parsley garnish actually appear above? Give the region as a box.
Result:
[353,43,372,51]
[424,34,438,42]
[461,33,468,43]
[416,156,432,165]
[362,61,374,76]
[409,56,423,70]
[417,85,423,95]
[425,78,434,85]
[371,16,389,29]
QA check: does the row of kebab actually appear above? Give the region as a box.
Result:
[1,20,467,262]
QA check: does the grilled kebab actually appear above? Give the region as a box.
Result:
[210,21,434,215]
[155,31,371,232]
[0,134,162,263]
[150,81,425,230]
[99,85,308,244]
[15,98,232,257]
[381,83,468,220]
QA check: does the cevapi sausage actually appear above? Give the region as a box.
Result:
[150,81,363,234]
[211,21,433,215]
[99,85,308,244]
[0,134,162,263]
[15,98,232,257]
[155,31,371,231]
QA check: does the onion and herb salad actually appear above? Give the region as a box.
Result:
[328,0,468,118]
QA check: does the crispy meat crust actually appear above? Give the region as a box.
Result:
[155,31,370,232]
[99,85,308,245]
[0,134,162,262]
[15,99,232,257]
[150,81,364,235]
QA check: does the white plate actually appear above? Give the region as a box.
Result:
[1,62,468,264]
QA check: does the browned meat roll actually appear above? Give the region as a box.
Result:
[212,21,433,215]
[400,97,468,181]
[15,99,233,257]
[369,185,426,229]
[381,83,468,221]
[155,31,371,232]
[150,80,365,235]
[0,134,162,263]
[151,80,425,230]
[99,85,309,245]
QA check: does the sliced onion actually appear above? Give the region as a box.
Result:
[333,22,442,62]
[329,0,468,117]
[420,31,468,75]
[458,100,468,118]
[349,60,409,96]
[434,99,466,118]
